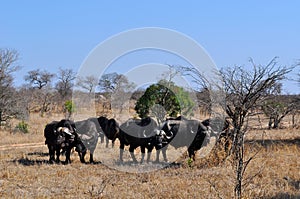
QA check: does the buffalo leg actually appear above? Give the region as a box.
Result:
[89,153,94,164]
[55,147,61,163]
[155,150,160,163]
[119,142,125,162]
[129,146,138,163]
[100,135,104,143]
[147,152,152,163]
[105,137,109,148]
[155,146,167,163]
[89,148,96,163]
[78,151,86,163]
[140,146,146,163]
[146,146,154,163]
[162,147,168,162]
[65,149,71,164]
[48,145,55,164]
[188,148,196,161]
[111,139,115,148]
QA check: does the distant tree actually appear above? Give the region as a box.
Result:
[98,73,130,94]
[55,68,76,100]
[0,49,26,124]
[99,73,135,113]
[135,80,195,123]
[262,97,294,129]
[23,69,56,117]
[76,75,98,94]
[24,69,55,89]
[20,84,55,117]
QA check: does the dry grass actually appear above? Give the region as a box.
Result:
[0,113,299,198]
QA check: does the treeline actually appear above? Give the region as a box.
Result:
[1,48,299,130]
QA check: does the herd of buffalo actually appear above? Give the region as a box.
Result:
[44,116,229,164]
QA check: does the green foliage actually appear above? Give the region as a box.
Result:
[135,80,195,121]
[15,121,29,133]
[187,158,193,168]
[64,100,76,118]
[262,100,285,116]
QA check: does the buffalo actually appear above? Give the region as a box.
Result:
[118,117,170,163]
[95,116,119,148]
[202,117,233,154]
[44,119,87,164]
[158,116,218,161]
[74,119,100,163]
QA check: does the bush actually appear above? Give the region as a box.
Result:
[15,121,29,133]
[64,100,76,119]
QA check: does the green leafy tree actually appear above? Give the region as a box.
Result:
[64,100,76,119]
[135,80,195,123]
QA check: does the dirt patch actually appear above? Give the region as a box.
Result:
[0,142,45,151]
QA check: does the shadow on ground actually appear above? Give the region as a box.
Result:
[260,193,300,199]
[11,157,103,166]
[245,138,300,148]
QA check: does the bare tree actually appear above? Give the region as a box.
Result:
[76,75,98,94]
[170,65,213,116]
[55,68,76,100]
[20,84,56,117]
[23,69,56,117]
[0,49,25,124]
[220,57,293,198]
[99,72,135,113]
[24,69,55,89]
[98,72,123,94]
[177,57,294,198]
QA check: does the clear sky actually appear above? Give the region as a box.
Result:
[1,1,299,93]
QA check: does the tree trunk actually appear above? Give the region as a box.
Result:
[292,113,295,128]
[233,128,245,199]
[268,117,273,129]
[273,116,279,129]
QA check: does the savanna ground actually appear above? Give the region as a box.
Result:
[0,112,299,199]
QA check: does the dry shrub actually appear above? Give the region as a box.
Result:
[193,137,233,169]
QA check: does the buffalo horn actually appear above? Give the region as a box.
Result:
[143,130,147,137]
[164,131,173,139]
[79,134,93,141]
[57,127,72,135]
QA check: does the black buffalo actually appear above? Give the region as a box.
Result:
[202,117,232,153]
[44,119,87,164]
[118,117,169,163]
[95,116,119,148]
[75,119,100,163]
[159,117,217,161]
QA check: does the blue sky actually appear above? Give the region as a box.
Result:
[1,1,299,93]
